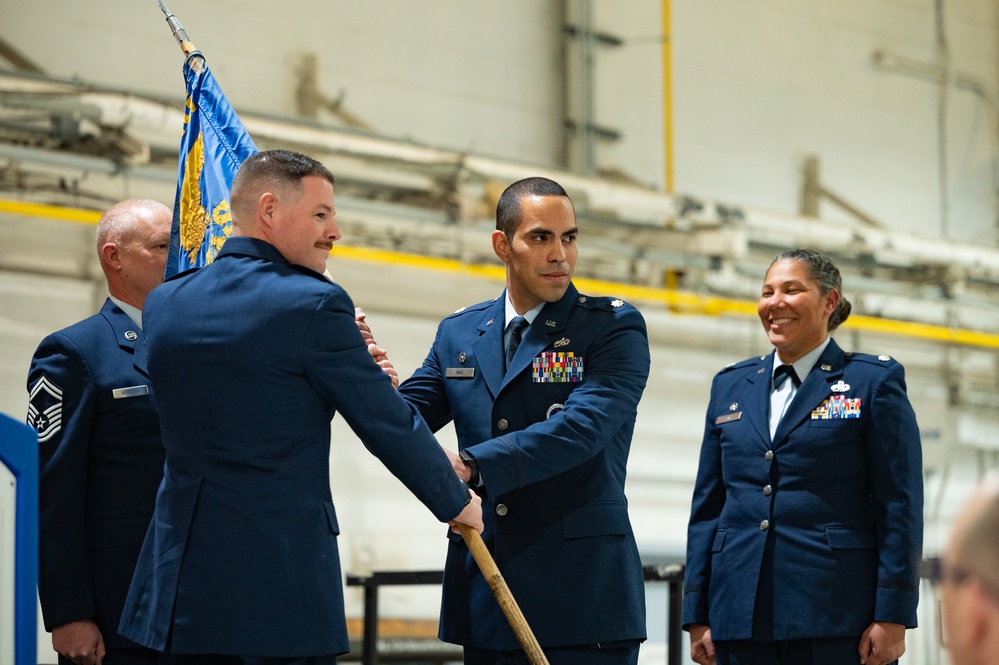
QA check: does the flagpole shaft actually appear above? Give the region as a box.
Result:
[457,523,550,665]
[157,0,204,68]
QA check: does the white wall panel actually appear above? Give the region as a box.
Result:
[0,0,565,166]
[661,0,998,244]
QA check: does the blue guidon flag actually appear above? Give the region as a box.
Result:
[166,56,258,278]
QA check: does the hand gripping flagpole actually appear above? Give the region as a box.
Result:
[156,0,206,72]
[457,523,550,665]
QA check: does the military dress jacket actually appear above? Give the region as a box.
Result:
[27,299,165,647]
[682,338,923,641]
[399,283,650,651]
[118,237,471,657]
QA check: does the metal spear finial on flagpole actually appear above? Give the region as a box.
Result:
[157,0,206,72]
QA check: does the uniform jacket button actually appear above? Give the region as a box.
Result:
[496,503,508,516]
[497,418,509,431]
[760,519,770,531]
[765,450,774,462]
[763,484,772,496]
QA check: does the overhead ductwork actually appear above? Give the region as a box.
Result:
[2,67,998,336]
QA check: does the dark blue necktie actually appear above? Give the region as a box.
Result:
[773,364,801,389]
[504,316,529,367]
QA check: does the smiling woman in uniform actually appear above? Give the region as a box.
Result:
[681,248,923,665]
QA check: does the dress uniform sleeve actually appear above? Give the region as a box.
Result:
[303,289,469,523]
[393,323,454,432]
[681,374,727,628]
[27,333,98,631]
[866,361,923,627]
[468,306,649,497]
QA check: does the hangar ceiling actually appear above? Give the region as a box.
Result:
[2,67,999,334]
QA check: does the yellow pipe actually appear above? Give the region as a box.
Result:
[662,0,675,194]
[0,199,102,224]
[331,247,999,350]
[6,199,999,349]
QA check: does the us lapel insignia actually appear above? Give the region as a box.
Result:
[487,319,494,326]
[830,380,850,393]
[553,337,570,348]
[820,364,832,371]
[124,330,138,341]
[545,319,556,327]
[458,352,467,364]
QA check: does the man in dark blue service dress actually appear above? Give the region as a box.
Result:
[27,198,172,665]
[683,249,923,665]
[374,177,651,664]
[117,150,482,665]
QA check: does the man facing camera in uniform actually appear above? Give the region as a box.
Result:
[365,176,651,664]
[27,198,172,665]
[118,149,482,665]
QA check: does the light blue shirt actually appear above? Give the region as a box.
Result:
[768,336,831,438]
[109,296,143,330]
[503,291,544,329]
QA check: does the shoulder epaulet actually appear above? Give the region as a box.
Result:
[717,355,765,375]
[164,266,200,282]
[289,264,336,283]
[444,298,494,319]
[574,294,633,311]
[843,351,897,366]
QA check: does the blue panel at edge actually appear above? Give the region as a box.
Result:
[0,412,38,665]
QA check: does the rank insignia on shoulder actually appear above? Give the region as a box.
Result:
[454,306,467,313]
[27,376,63,443]
[611,299,624,307]
[878,354,891,361]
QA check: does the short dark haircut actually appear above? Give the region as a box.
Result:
[230,150,335,224]
[495,177,570,238]
[770,248,853,332]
